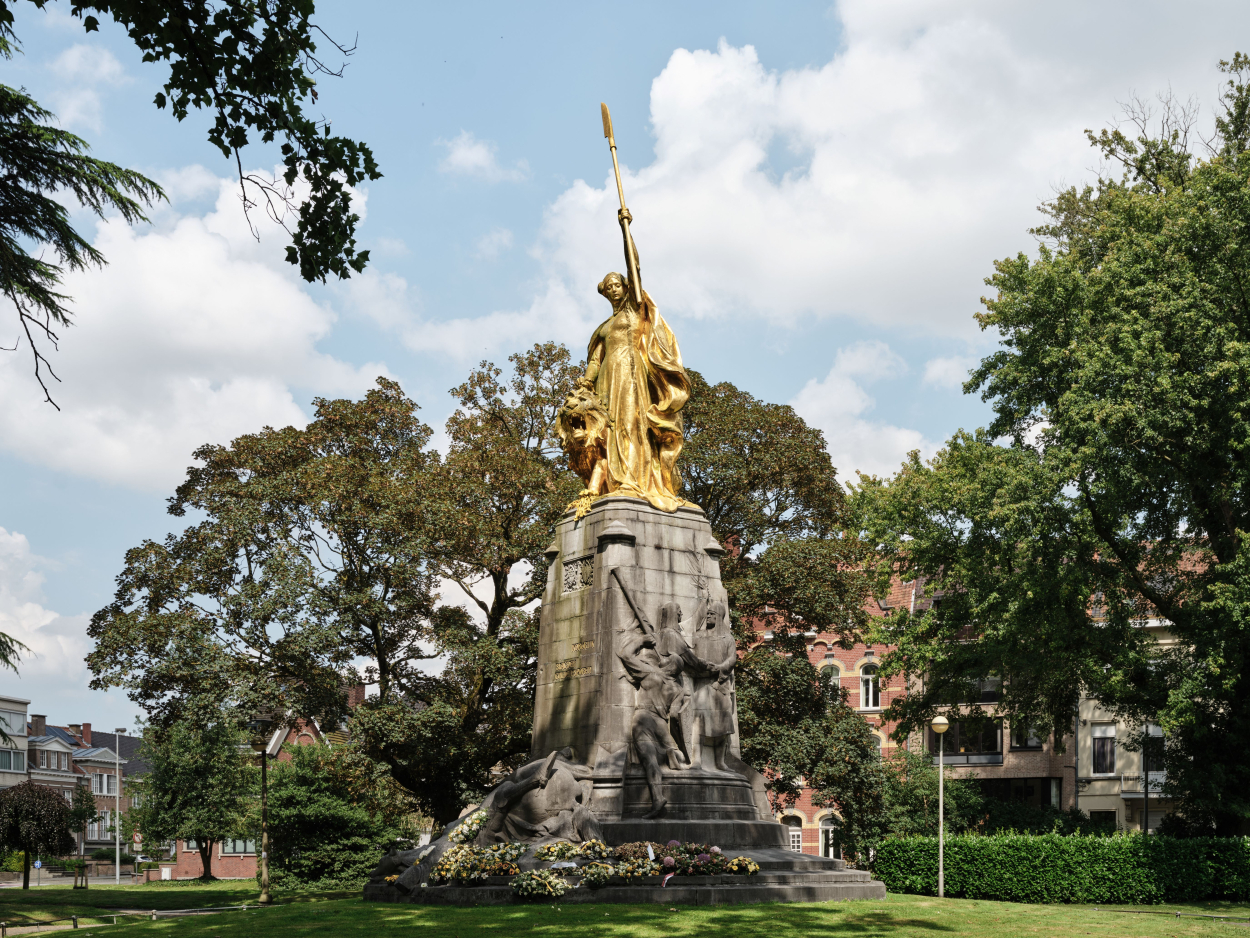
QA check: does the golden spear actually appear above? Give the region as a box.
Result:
[601,102,644,308]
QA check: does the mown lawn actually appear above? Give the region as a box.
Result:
[0,880,352,929]
[16,890,1248,937]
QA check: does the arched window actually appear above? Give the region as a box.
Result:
[820,661,842,686]
[781,815,804,853]
[860,664,880,710]
[820,816,842,859]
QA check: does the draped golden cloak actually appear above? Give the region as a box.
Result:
[586,290,690,512]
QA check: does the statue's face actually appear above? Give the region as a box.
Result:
[705,605,719,628]
[603,277,626,304]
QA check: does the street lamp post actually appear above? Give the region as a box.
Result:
[114,728,126,886]
[247,714,275,907]
[931,715,950,899]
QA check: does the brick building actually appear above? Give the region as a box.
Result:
[765,576,1077,857]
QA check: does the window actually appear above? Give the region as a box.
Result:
[1091,723,1116,774]
[820,817,842,860]
[929,719,1003,764]
[1145,723,1166,774]
[92,773,116,795]
[38,749,46,768]
[91,809,111,840]
[185,839,199,851]
[0,710,24,737]
[0,749,24,771]
[1011,721,1044,749]
[781,816,803,853]
[221,839,256,855]
[871,734,884,755]
[63,790,72,802]
[860,665,881,710]
[59,752,68,771]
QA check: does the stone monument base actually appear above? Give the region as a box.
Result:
[363,848,886,906]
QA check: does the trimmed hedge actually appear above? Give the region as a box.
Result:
[873,833,1250,903]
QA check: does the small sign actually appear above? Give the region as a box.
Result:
[33,860,41,869]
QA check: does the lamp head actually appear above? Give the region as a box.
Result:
[115,728,126,734]
[931,715,950,734]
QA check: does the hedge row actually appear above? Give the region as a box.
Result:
[873,834,1250,904]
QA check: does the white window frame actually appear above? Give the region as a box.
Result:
[860,664,881,710]
[1091,723,1116,775]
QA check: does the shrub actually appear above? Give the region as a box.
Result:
[510,868,567,899]
[89,848,136,863]
[873,834,1250,903]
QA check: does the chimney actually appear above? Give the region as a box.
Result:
[68,724,82,740]
[81,722,92,745]
[30,714,46,737]
[346,684,367,708]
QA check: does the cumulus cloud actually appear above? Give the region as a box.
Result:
[0,528,99,715]
[0,169,389,493]
[47,44,130,132]
[923,354,979,388]
[791,341,937,479]
[437,130,529,182]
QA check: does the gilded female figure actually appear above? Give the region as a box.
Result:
[573,209,691,513]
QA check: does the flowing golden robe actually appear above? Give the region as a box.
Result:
[586,290,689,512]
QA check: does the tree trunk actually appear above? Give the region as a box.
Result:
[198,841,213,879]
[22,848,29,889]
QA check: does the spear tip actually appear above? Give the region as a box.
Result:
[601,103,613,140]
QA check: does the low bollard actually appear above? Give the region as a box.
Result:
[72,915,78,928]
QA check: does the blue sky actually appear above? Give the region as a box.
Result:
[2,0,1247,729]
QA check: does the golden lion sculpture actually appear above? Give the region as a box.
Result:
[554,382,609,517]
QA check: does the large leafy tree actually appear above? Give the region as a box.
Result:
[856,55,1250,833]
[0,0,379,400]
[0,780,75,888]
[130,719,254,879]
[90,346,581,827]
[353,343,582,825]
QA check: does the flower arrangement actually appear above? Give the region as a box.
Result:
[485,842,528,863]
[579,862,615,889]
[448,809,489,845]
[576,839,613,860]
[510,869,569,899]
[533,840,579,861]
[613,841,666,861]
[727,855,760,876]
[430,844,520,884]
[614,858,660,880]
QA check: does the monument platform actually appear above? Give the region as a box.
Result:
[363,848,885,905]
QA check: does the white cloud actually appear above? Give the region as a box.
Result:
[475,226,514,260]
[923,354,978,388]
[48,44,129,132]
[0,169,389,492]
[791,341,937,480]
[0,527,137,728]
[437,130,529,183]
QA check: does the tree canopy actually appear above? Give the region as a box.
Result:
[856,54,1250,833]
[129,719,255,878]
[0,0,379,400]
[0,780,74,888]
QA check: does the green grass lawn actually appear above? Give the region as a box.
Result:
[6,888,1247,937]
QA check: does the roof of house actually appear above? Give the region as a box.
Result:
[88,731,149,776]
[72,746,124,763]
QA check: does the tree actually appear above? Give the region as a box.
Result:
[735,651,887,859]
[91,347,581,827]
[681,370,874,649]
[130,719,254,879]
[67,784,100,858]
[259,742,408,889]
[353,343,581,825]
[0,0,380,399]
[855,54,1250,833]
[0,780,74,888]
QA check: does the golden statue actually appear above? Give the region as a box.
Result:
[556,105,691,515]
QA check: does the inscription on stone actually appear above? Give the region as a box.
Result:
[553,657,592,679]
[572,640,595,652]
[562,554,594,592]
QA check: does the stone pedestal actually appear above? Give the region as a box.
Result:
[533,495,784,848]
